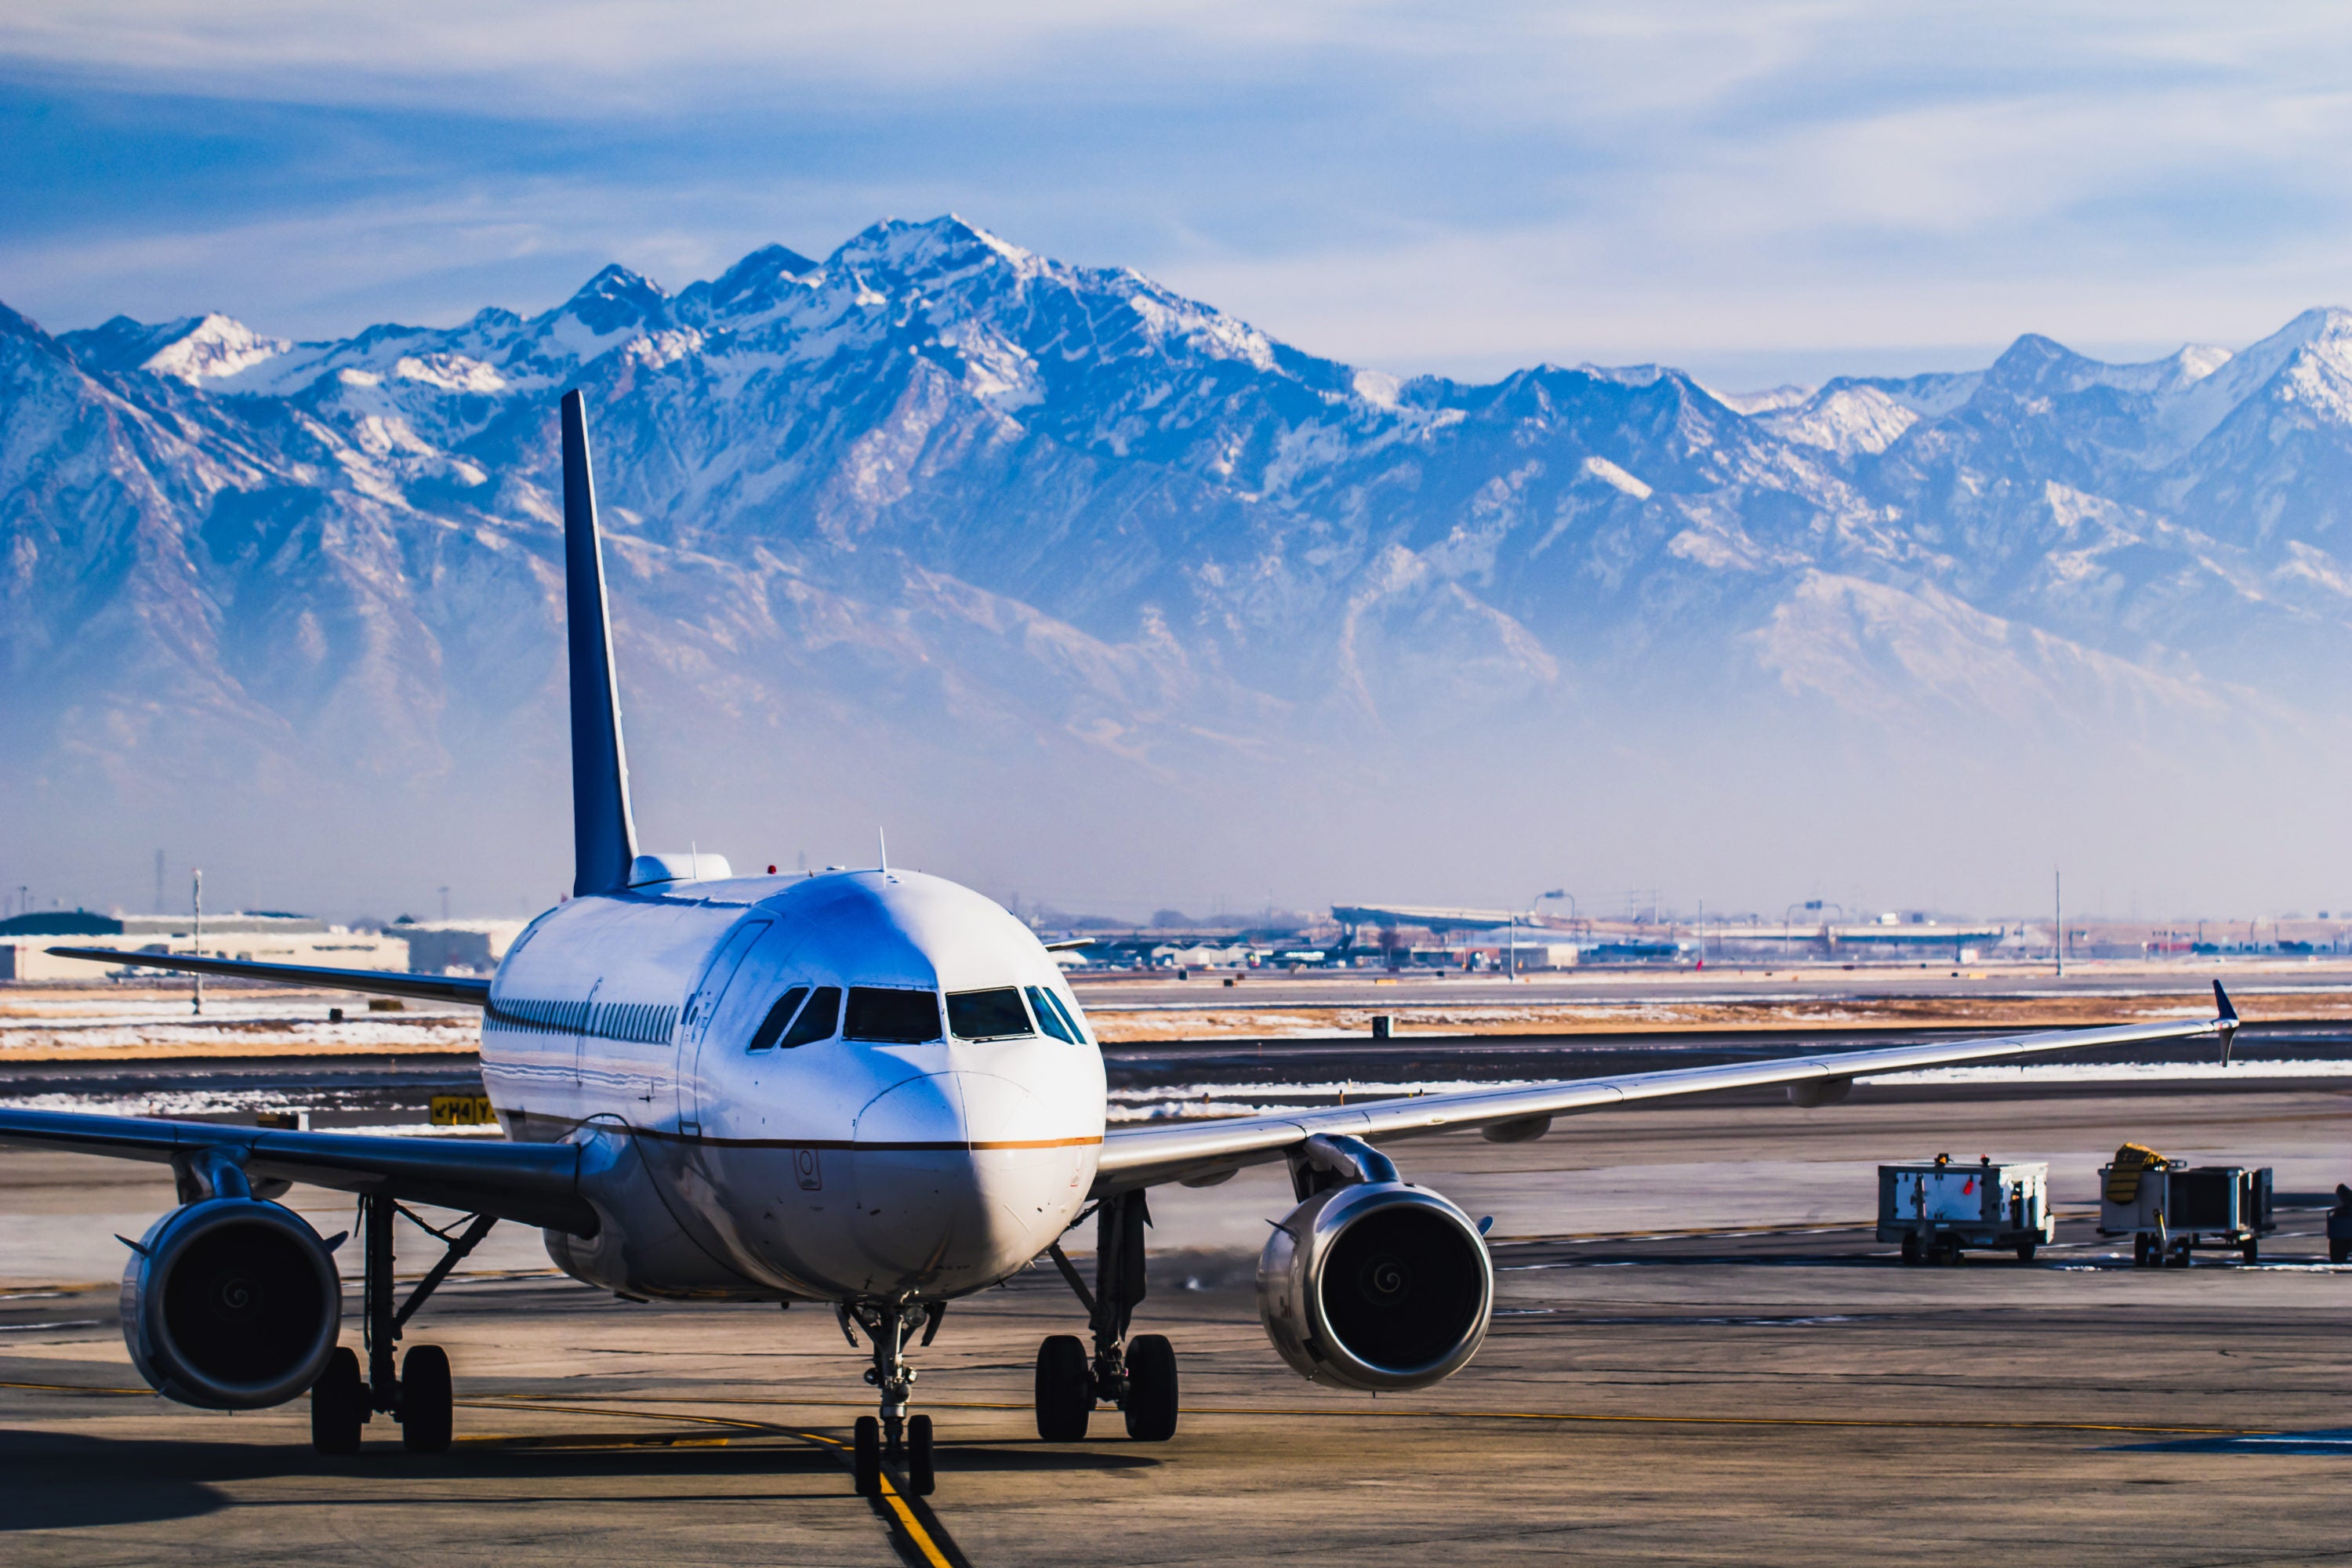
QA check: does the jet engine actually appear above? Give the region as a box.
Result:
[1255,1136,1493,1392]
[120,1194,343,1410]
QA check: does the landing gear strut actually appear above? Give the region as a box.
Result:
[310,1191,495,1455]
[839,1298,941,1496]
[1039,1190,1178,1443]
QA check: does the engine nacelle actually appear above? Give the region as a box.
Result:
[121,1197,342,1410]
[1256,1173,1494,1392]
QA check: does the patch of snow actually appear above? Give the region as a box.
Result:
[393,353,508,393]
[140,314,290,384]
[1757,386,1919,456]
[1710,383,1815,415]
[1581,455,1653,499]
[1352,369,1403,408]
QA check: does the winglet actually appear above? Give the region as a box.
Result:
[2214,979,2240,1066]
[561,390,640,898]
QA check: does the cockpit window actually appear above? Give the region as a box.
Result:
[844,986,942,1044]
[1025,985,1080,1044]
[948,988,1034,1040]
[778,986,840,1049]
[746,986,810,1051]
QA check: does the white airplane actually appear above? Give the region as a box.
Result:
[3,392,2238,1498]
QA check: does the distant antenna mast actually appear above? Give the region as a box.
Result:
[2053,869,2063,979]
[191,868,204,1017]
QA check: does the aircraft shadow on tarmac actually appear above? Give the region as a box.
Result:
[0,1428,1153,1531]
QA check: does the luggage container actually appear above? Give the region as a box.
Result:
[1877,1154,2053,1264]
[2098,1143,2273,1266]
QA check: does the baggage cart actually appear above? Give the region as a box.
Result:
[1877,1155,2053,1264]
[2098,1144,2272,1266]
[2328,1185,2352,1264]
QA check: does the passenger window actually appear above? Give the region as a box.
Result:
[778,986,841,1049]
[1025,985,1077,1044]
[948,988,1034,1040]
[844,986,940,1044]
[747,986,810,1051]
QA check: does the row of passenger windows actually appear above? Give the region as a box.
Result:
[746,983,1086,1051]
[487,996,679,1044]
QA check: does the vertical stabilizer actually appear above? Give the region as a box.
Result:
[560,390,640,897]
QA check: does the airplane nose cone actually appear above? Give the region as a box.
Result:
[851,1072,1080,1291]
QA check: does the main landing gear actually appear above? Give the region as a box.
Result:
[839,1298,944,1497]
[310,1192,497,1455]
[1038,1190,1178,1443]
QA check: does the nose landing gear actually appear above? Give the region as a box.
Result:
[1037,1190,1180,1443]
[840,1298,942,1496]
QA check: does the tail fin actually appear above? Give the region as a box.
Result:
[560,390,640,897]
[2213,979,2240,1066]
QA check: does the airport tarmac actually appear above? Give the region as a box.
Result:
[8,1084,2352,1564]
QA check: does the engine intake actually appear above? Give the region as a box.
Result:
[1256,1156,1493,1392]
[121,1197,343,1410]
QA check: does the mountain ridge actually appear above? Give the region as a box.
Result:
[4,214,2347,912]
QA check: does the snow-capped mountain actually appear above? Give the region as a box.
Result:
[4,216,2348,912]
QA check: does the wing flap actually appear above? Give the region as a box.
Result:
[45,947,492,1007]
[1094,1010,2227,1193]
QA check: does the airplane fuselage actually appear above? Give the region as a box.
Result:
[478,867,1105,1304]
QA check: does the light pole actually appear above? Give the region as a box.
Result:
[191,868,203,1017]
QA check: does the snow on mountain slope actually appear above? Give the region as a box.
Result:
[6,216,2352,905]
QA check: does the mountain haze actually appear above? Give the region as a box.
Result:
[3,218,2347,917]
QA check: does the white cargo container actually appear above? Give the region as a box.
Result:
[1877,1155,2053,1264]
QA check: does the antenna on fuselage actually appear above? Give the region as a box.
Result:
[560,389,641,898]
[877,827,890,879]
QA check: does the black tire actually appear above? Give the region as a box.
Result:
[1034,1334,1091,1442]
[2240,1237,2259,1264]
[906,1413,935,1496]
[2133,1235,2154,1268]
[1937,1240,1964,1267]
[2331,1238,2349,1265]
[1122,1334,1178,1442]
[2015,1240,2038,1264]
[853,1415,881,1497]
[310,1346,365,1455]
[1900,1236,1920,1265]
[399,1344,453,1454]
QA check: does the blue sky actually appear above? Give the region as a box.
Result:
[7,2,2352,389]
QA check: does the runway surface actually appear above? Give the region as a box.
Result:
[8,1084,2352,1564]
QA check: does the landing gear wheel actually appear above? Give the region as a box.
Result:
[2168,1241,2193,1269]
[2133,1234,2156,1269]
[853,1414,882,1497]
[310,1346,365,1455]
[2014,1240,2038,1263]
[1034,1334,1091,1442]
[906,1413,935,1496]
[1122,1334,1178,1442]
[399,1344,452,1454]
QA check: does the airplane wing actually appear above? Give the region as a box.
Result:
[0,1108,593,1232]
[45,946,492,1007]
[1091,988,2238,1194]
